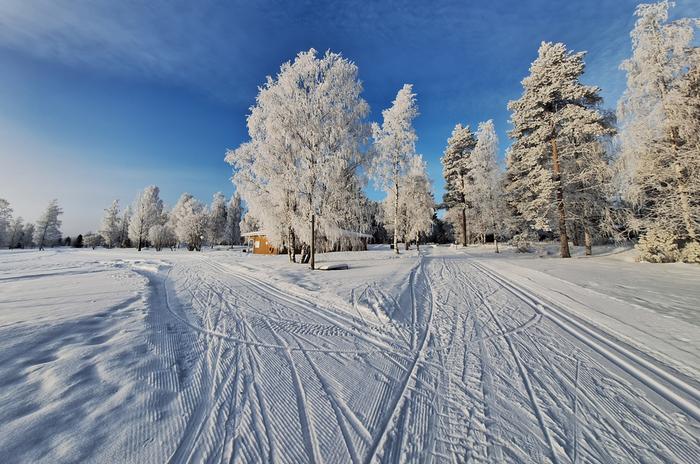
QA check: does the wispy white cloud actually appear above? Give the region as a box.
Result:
[0,0,265,101]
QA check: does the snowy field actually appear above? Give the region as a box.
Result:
[0,245,698,463]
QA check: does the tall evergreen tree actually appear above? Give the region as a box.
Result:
[507,42,613,258]
[441,124,477,246]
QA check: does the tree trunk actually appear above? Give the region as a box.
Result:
[288,228,296,263]
[460,209,467,247]
[584,226,592,256]
[310,214,315,270]
[493,220,499,253]
[551,137,571,258]
[394,182,400,254]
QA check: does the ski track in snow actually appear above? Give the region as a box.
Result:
[0,247,698,463]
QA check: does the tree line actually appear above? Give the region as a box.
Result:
[441,1,699,263]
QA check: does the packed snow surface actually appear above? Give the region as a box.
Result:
[0,245,698,463]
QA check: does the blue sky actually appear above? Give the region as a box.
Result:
[1,0,698,235]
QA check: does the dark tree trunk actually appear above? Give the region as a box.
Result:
[310,214,315,270]
[550,137,571,258]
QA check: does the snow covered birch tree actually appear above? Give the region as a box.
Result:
[617,1,700,261]
[402,156,435,250]
[227,49,369,269]
[371,84,419,254]
[7,217,24,249]
[171,193,208,251]
[441,124,477,246]
[128,185,163,251]
[470,120,506,252]
[208,192,228,247]
[99,200,121,248]
[34,199,63,250]
[507,42,613,258]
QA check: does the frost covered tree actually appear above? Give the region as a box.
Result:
[227,49,370,268]
[7,217,24,249]
[507,42,614,258]
[99,200,122,248]
[128,185,163,251]
[402,156,435,250]
[34,199,63,250]
[371,84,419,254]
[171,193,208,251]
[441,124,477,246]
[149,224,176,251]
[0,198,12,248]
[83,232,104,249]
[617,1,700,261]
[224,193,243,246]
[118,206,131,248]
[208,192,228,247]
[470,120,506,252]
[21,223,35,248]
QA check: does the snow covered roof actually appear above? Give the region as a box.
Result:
[241,230,268,237]
[241,229,372,239]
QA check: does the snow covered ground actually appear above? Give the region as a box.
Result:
[0,245,698,463]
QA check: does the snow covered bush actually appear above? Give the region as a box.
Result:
[510,232,534,253]
[680,241,700,264]
[636,228,679,263]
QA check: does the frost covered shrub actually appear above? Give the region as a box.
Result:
[510,232,533,253]
[636,229,679,263]
[680,241,700,264]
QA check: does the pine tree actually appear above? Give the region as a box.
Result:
[441,124,477,246]
[34,199,63,250]
[371,84,419,254]
[507,42,613,258]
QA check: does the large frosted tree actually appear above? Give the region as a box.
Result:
[128,185,163,251]
[34,199,63,250]
[441,124,477,246]
[371,84,419,254]
[507,42,613,258]
[617,1,699,261]
[227,49,370,268]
